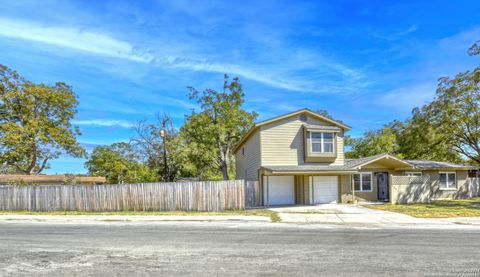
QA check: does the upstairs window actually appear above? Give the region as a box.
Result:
[310,132,335,153]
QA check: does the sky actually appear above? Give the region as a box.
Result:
[0,0,479,174]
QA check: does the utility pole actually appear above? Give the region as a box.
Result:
[160,117,168,182]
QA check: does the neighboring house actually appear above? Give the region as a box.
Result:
[234,109,478,205]
[0,175,106,185]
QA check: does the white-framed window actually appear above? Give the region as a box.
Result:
[310,132,335,153]
[439,172,456,190]
[406,172,422,177]
[352,172,372,192]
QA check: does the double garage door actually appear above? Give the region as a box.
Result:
[263,176,338,206]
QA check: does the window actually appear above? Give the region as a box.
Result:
[352,173,372,192]
[310,132,335,154]
[242,147,245,156]
[406,172,422,177]
[439,172,456,190]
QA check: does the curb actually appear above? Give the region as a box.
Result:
[0,215,272,224]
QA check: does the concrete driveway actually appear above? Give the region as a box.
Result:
[269,204,462,227]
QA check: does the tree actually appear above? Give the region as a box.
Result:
[181,75,257,180]
[346,113,462,162]
[0,65,85,174]
[345,126,399,158]
[131,113,178,182]
[346,41,479,163]
[421,41,480,163]
[394,110,461,162]
[85,142,155,184]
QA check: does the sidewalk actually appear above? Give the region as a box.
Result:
[0,214,271,224]
[269,204,480,228]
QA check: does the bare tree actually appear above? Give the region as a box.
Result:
[131,113,177,181]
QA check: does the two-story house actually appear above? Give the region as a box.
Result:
[234,109,477,205]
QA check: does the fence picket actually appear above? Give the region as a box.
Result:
[0,180,260,212]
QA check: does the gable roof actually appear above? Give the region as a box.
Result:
[234,108,350,154]
[345,154,414,170]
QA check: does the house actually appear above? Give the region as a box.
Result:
[234,109,479,205]
[0,174,106,185]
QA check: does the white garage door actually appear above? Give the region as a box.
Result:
[313,176,338,204]
[263,176,295,206]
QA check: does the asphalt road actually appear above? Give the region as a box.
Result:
[1,222,479,276]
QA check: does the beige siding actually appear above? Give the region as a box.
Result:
[294,175,311,204]
[260,114,344,166]
[423,170,469,200]
[340,169,403,203]
[390,170,471,203]
[235,130,261,181]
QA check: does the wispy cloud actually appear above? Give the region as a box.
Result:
[0,17,153,62]
[376,82,435,112]
[72,119,135,128]
[0,17,366,94]
[370,25,418,41]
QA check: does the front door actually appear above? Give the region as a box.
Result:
[377,172,389,201]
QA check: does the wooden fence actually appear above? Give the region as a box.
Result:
[0,180,252,212]
[245,181,261,208]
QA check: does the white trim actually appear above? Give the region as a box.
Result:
[351,172,373,192]
[439,172,457,190]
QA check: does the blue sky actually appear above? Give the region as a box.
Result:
[0,0,479,174]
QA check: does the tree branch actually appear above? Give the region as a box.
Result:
[36,157,49,175]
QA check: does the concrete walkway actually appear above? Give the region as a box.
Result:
[0,215,270,224]
[269,204,480,227]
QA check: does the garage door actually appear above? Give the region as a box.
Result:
[263,176,295,206]
[313,176,338,204]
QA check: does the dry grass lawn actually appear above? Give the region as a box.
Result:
[366,197,480,218]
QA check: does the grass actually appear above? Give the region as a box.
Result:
[365,197,480,218]
[0,209,281,222]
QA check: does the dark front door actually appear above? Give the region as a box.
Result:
[377,172,389,201]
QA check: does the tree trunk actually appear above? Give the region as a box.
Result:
[25,153,37,175]
[220,159,229,180]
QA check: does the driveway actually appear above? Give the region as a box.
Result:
[269,204,473,227]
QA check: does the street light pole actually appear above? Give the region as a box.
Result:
[160,119,168,182]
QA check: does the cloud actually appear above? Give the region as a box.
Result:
[0,17,153,62]
[370,25,418,41]
[0,17,366,94]
[377,82,435,112]
[372,26,480,114]
[72,119,135,128]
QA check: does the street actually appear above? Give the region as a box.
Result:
[1,222,479,276]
